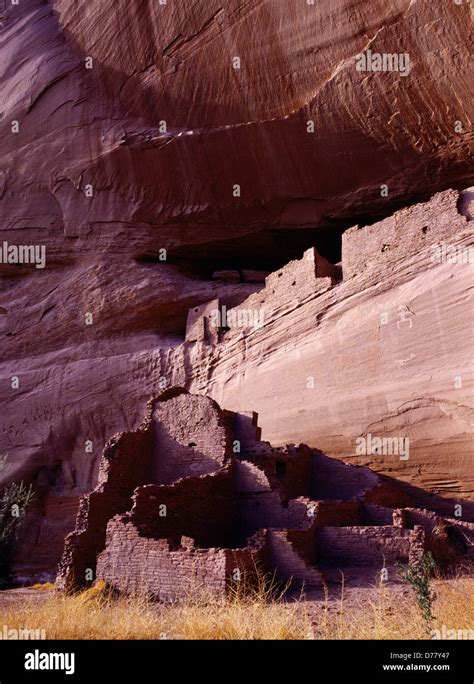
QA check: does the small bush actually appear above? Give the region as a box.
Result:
[398,551,436,627]
[0,479,35,585]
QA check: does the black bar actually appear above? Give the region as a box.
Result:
[0,640,471,683]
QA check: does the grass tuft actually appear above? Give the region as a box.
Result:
[0,575,472,640]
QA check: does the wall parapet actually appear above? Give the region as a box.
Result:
[342,189,470,280]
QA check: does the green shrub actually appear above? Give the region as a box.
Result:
[398,551,436,627]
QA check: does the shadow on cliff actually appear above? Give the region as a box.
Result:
[379,472,474,522]
[47,0,474,259]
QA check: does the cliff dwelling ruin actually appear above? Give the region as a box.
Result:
[5,186,472,589]
[56,388,474,601]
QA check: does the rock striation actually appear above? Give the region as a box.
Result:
[1,0,472,243]
[4,188,474,583]
[185,189,474,516]
[0,0,473,583]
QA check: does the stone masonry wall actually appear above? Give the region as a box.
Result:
[185,299,220,344]
[241,444,312,501]
[233,454,315,540]
[236,492,288,541]
[316,526,415,566]
[362,503,397,525]
[265,247,337,301]
[96,518,228,601]
[96,518,267,601]
[310,500,361,527]
[56,426,153,591]
[128,467,234,548]
[188,247,337,343]
[151,390,233,484]
[58,390,473,598]
[266,529,321,587]
[342,189,469,279]
[57,388,234,590]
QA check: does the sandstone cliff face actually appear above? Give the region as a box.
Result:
[0,1,473,581]
[6,188,473,581]
[1,0,472,246]
[185,190,474,514]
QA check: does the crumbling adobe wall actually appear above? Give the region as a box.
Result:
[56,426,153,591]
[221,247,335,337]
[316,526,416,566]
[280,446,313,501]
[58,390,473,599]
[235,460,271,493]
[235,492,287,540]
[399,508,471,565]
[96,518,267,601]
[264,496,361,536]
[398,507,474,537]
[342,189,469,280]
[57,387,234,590]
[231,411,262,450]
[266,530,321,587]
[183,247,338,346]
[128,467,234,548]
[151,390,233,484]
[185,299,220,344]
[305,500,361,527]
[234,459,287,536]
[242,444,313,502]
[233,449,315,539]
[362,503,397,526]
[96,519,229,600]
[224,529,269,587]
[265,247,337,301]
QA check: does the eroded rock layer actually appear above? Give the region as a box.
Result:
[1,0,473,245]
[3,187,474,581]
[185,189,474,513]
[0,1,473,581]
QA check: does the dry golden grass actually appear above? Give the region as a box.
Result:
[0,578,310,640]
[0,575,472,640]
[309,575,474,640]
[30,582,56,591]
